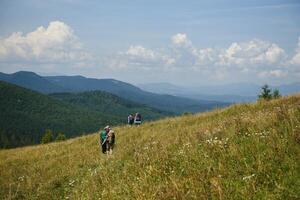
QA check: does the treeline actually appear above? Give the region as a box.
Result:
[0,130,66,148]
[258,84,281,100]
[41,129,66,144]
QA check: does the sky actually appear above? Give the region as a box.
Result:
[0,0,300,86]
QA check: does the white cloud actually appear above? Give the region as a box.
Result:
[107,33,300,83]
[258,69,288,78]
[126,45,156,60]
[290,37,300,65]
[108,45,175,70]
[109,33,293,79]
[218,39,286,67]
[2,23,295,82]
[0,21,91,64]
[171,33,190,46]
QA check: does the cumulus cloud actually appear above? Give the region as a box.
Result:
[258,69,288,78]
[2,23,297,82]
[218,39,286,68]
[171,33,191,46]
[0,21,91,64]
[108,45,175,70]
[290,37,300,65]
[110,33,294,81]
[126,45,156,60]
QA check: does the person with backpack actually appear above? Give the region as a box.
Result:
[128,114,134,126]
[100,125,110,154]
[134,113,142,125]
[106,130,116,155]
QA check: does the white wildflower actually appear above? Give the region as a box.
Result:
[69,180,75,186]
[242,174,255,181]
[18,176,25,182]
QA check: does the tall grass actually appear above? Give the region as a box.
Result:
[0,95,300,199]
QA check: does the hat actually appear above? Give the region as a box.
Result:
[104,125,110,130]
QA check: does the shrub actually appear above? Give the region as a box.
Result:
[56,133,66,141]
[272,89,281,99]
[41,129,54,144]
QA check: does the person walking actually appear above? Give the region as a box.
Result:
[128,114,134,126]
[106,130,116,155]
[134,113,142,125]
[100,125,110,154]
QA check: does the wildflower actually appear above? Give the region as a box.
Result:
[69,180,75,187]
[242,174,255,181]
[184,142,191,147]
[18,176,25,182]
[143,146,149,150]
[178,149,184,155]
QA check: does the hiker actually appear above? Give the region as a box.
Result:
[128,114,134,126]
[100,125,110,154]
[106,130,115,155]
[134,112,142,125]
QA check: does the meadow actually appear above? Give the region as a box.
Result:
[0,94,300,199]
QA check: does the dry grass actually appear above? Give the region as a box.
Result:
[1,95,300,199]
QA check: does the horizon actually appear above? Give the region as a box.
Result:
[0,0,300,86]
[1,70,300,89]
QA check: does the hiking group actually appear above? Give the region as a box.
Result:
[99,113,142,155]
[127,112,142,126]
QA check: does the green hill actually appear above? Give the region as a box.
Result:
[0,71,229,114]
[0,71,69,93]
[0,94,299,199]
[50,91,170,120]
[0,81,168,148]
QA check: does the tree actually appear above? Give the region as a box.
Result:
[272,89,281,99]
[258,84,272,100]
[41,129,54,144]
[56,132,66,141]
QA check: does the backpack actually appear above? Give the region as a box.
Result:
[108,130,115,144]
[136,113,141,121]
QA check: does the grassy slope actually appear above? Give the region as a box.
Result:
[0,95,300,199]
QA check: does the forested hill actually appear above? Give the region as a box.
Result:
[0,81,168,148]
[0,71,229,113]
[45,75,229,113]
[50,91,170,119]
[0,71,68,93]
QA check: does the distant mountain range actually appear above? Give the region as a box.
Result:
[0,71,69,93]
[0,81,168,148]
[0,71,228,113]
[139,82,300,102]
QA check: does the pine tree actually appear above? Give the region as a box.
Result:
[56,132,66,141]
[258,84,272,100]
[272,89,281,99]
[41,129,54,144]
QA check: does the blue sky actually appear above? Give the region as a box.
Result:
[0,0,300,86]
